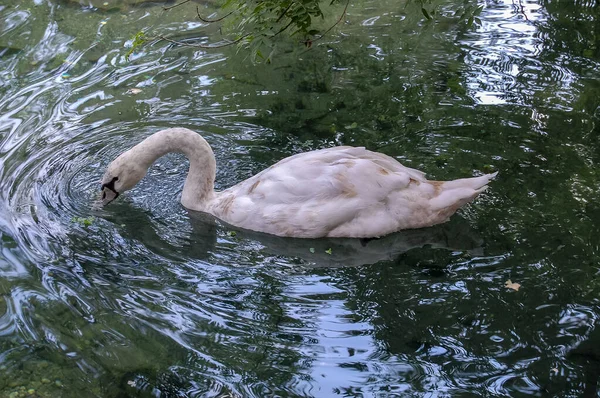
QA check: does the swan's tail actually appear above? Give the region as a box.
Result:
[429,171,498,212]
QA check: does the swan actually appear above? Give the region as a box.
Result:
[100,128,497,238]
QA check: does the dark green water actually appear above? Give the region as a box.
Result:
[0,0,599,396]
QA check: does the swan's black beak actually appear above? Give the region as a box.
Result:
[100,186,119,206]
[100,176,119,206]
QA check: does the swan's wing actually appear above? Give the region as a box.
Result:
[211,147,429,237]
[248,146,423,201]
[269,146,428,182]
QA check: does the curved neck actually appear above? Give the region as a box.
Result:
[133,128,216,211]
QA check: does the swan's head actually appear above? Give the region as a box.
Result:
[100,150,148,206]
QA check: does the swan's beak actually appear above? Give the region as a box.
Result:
[100,186,119,206]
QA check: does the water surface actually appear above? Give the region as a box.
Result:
[0,0,599,396]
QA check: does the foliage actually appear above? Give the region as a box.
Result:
[126,31,148,61]
[71,216,95,227]
[124,0,341,62]
[128,0,484,62]
[224,0,344,38]
[416,0,483,26]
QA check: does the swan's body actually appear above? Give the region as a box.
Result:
[100,128,496,238]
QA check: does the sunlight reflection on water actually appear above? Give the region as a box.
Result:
[463,1,546,105]
[0,0,599,396]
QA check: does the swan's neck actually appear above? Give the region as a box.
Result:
[133,128,216,211]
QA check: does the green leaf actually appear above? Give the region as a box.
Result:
[325,248,332,255]
[126,31,147,61]
[227,231,237,237]
[309,247,315,253]
[71,216,95,227]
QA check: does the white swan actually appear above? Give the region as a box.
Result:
[100,128,496,238]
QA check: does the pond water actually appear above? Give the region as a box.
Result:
[0,0,599,396]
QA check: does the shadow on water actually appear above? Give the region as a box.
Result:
[107,205,485,268]
[95,198,485,268]
[566,322,600,398]
[208,216,485,268]
[100,201,219,262]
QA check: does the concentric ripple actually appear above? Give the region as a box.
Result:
[1,0,600,396]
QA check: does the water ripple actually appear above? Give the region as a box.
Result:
[0,0,598,396]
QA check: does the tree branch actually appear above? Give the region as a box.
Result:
[276,2,295,23]
[163,0,191,11]
[311,0,349,42]
[512,0,529,21]
[272,19,294,37]
[157,34,249,49]
[196,6,234,23]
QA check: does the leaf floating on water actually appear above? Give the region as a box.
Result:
[126,31,148,61]
[504,279,521,291]
[325,248,332,255]
[71,216,95,227]
[227,231,237,237]
[309,248,315,253]
[127,88,142,95]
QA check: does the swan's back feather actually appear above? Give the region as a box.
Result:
[207,147,495,238]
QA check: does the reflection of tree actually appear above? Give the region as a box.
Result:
[538,0,600,141]
[38,202,314,397]
[534,6,600,394]
[567,320,600,397]
[541,0,600,61]
[212,2,471,161]
[248,1,600,394]
[330,240,599,395]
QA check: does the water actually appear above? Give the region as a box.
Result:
[0,0,599,396]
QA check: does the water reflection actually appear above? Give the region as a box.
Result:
[462,1,546,105]
[222,217,484,268]
[0,0,599,396]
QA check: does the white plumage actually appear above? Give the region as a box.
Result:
[100,128,496,238]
